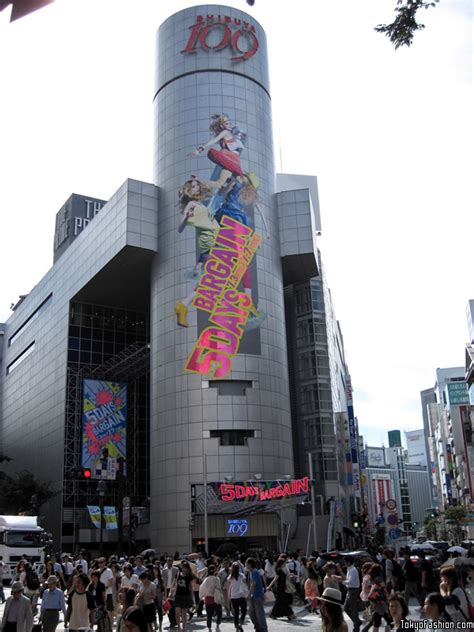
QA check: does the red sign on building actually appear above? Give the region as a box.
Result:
[215,477,309,502]
[182,14,259,62]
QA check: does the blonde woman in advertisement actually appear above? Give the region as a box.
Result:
[174,176,219,328]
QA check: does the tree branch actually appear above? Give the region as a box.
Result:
[375,0,439,49]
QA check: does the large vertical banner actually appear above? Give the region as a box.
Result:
[82,380,127,472]
[174,112,268,375]
[346,375,361,497]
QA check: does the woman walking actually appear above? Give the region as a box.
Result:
[319,587,348,632]
[268,558,296,621]
[362,564,391,632]
[440,566,470,624]
[136,572,157,632]
[199,565,223,631]
[153,565,164,632]
[423,592,452,630]
[304,563,320,613]
[227,562,248,632]
[323,562,346,590]
[388,593,409,632]
[171,562,197,632]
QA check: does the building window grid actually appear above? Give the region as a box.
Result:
[6,341,36,375]
[68,303,148,367]
[8,293,53,347]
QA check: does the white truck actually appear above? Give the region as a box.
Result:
[0,515,46,581]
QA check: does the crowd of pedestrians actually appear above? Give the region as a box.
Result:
[1,546,474,632]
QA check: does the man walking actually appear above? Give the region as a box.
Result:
[1,581,33,632]
[343,556,362,632]
[40,576,66,632]
[0,562,5,604]
[98,558,114,628]
[246,558,268,632]
[163,557,179,629]
[65,573,96,632]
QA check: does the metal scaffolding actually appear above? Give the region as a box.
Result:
[62,342,150,515]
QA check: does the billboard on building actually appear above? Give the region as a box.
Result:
[372,475,392,513]
[211,477,309,503]
[366,447,386,468]
[345,375,361,497]
[405,429,428,466]
[176,112,267,374]
[447,382,470,406]
[81,380,127,473]
[388,430,402,447]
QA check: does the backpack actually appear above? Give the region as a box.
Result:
[391,559,403,580]
[404,559,420,582]
[26,570,40,590]
[460,588,474,623]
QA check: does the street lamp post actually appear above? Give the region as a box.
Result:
[203,457,208,557]
[96,480,107,555]
[307,453,318,552]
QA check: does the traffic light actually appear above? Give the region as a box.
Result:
[83,468,92,479]
[353,521,359,529]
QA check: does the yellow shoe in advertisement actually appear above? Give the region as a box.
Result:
[175,302,189,327]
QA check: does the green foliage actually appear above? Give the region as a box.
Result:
[0,470,55,515]
[445,505,467,523]
[444,505,467,544]
[424,515,438,539]
[375,0,439,49]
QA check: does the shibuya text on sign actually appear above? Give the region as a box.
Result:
[181,14,259,62]
[184,217,261,379]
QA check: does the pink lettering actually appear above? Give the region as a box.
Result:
[220,483,235,501]
[199,327,238,355]
[193,296,214,311]
[185,346,231,379]
[210,312,246,337]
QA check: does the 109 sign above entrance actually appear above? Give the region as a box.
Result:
[181,14,259,62]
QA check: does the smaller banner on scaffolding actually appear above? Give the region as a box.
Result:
[87,505,102,529]
[104,506,118,530]
[87,505,118,530]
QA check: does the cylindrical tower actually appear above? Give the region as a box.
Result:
[151,5,294,551]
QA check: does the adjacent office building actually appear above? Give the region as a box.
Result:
[364,439,432,542]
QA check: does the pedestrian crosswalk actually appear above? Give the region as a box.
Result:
[0,586,424,632]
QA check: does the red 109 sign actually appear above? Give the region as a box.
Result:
[181,14,259,62]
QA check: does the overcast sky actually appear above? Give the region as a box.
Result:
[0,0,472,446]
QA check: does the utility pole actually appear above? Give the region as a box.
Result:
[117,457,125,556]
[203,456,209,557]
[308,452,318,551]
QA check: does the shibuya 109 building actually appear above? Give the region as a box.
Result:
[0,5,358,554]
